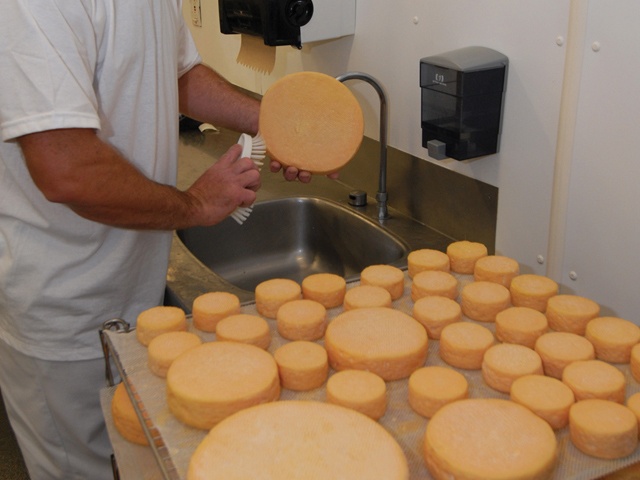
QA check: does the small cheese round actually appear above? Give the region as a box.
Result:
[325,307,428,381]
[424,399,557,480]
[473,255,520,288]
[301,273,346,308]
[276,299,327,341]
[187,401,409,480]
[562,359,626,403]
[192,292,241,333]
[360,265,405,300]
[408,366,468,419]
[446,240,488,274]
[343,285,392,310]
[534,331,595,379]
[255,278,302,319]
[411,270,458,302]
[147,331,203,378]
[439,322,495,370]
[495,306,548,349]
[631,344,640,383]
[407,249,450,278]
[460,281,511,322]
[166,342,280,430]
[412,295,462,340]
[274,341,328,391]
[510,374,575,430]
[626,392,640,438]
[111,383,148,446]
[136,306,187,346]
[569,399,638,459]
[326,369,387,420]
[509,274,558,312]
[585,316,640,363]
[215,314,271,350]
[545,294,600,335]
[481,343,544,394]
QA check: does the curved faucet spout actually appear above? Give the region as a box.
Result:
[336,72,389,220]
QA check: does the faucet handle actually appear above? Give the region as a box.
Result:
[349,190,368,207]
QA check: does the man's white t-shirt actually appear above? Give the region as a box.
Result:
[0,0,201,360]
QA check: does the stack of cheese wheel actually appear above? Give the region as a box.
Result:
[147,331,202,378]
[192,292,240,333]
[276,299,327,341]
[510,274,558,312]
[545,294,600,335]
[326,369,388,420]
[411,270,458,301]
[407,248,450,277]
[215,314,271,350]
[255,278,301,319]
[301,273,346,308]
[585,316,640,363]
[460,281,511,322]
[473,254,520,287]
[360,265,405,300]
[481,343,544,393]
[562,359,626,403]
[136,306,187,346]
[273,341,328,391]
[343,285,392,310]
[439,321,495,370]
[408,366,468,418]
[510,374,576,430]
[111,382,148,446]
[495,306,548,349]
[534,331,595,379]
[446,240,488,274]
[412,295,462,339]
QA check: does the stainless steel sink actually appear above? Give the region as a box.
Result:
[176,196,410,292]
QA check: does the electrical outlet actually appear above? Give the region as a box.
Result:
[190,0,202,27]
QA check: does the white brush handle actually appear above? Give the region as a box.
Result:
[231,133,266,225]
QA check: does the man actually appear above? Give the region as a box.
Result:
[0,1,306,479]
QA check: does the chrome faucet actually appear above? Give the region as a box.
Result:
[336,72,389,220]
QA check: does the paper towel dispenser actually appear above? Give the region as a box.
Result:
[219,0,355,49]
[420,46,508,161]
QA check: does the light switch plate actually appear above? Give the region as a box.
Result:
[190,0,202,27]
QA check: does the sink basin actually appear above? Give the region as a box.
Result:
[176,196,410,292]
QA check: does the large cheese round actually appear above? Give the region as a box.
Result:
[360,265,405,300]
[510,374,575,430]
[258,72,364,174]
[166,342,280,430]
[534,331,595,379]
[625,392,640,435]
[215,313,271,350]
[562,359,626,404]
[187,401,409,480]
[495,306,548,349]
[585,316,640,363]
[111,382,148,446]
[412,295,462,340]
[255,278,302,319]
[325,307,428,381]
[147,331,203,378]
[136,306,187,346]
[273,340,328,391]
[408,366,468,418]
[481,343,544,394]
[545,294,600,335]
[192,292,240,333]
[473,255,520,288]
[407,248,450,277]
[276,299,327,341]
[510,274,558,312]
[301,273,346,308]
[411,270,458,301]
[446,240,488,274]
[439,321,495,370]
[326,369,387,420]
[343,285,392,310]
[460,281,511,322]
[423,398,558,480]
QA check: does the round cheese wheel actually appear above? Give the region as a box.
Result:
[343,285,392,310]
[534,331,595,379]
[325,307,428,381]
[192,292,240,333]
[215,314,271,350]
[481,343,544,394]
[360,265,405,300]
[111,383,148,446]
[495,306,548,349]
[631,344,640,383]
[569,399,638,459]
[446,240,488,274]
[408,366,468,419]
[258,72,364,174]
[136,306,187,346]
[562,359,626,403]
[585,316,640,363]
[147,331,203,378]
[460,281,511,322]
[439,322,495,370]
[509,274,558,312]
[412,295,462,340]
[276,299,327,341]
[510,374,575,430]
[301,273,346,308]
[424,398,557,480]
[473,255,520,288]
[255,278,302,319]
[187,401,409,480]
[166,342,280,430]
[411,270,458,302]
[273,340,328,391]
[545,294,600,335]
[626,392,640,438]
[326,369,387,420]
[407,248,450,277]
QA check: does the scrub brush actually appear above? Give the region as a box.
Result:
[230,132,266,225]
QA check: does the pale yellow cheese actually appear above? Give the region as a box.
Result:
[510,274,559,312]
[325,307,428,381]
[534,331,595,379]
[424,398,558,480]
[136,306,187,346]
[510,374,575,430]
[585,316,640,363]
[631,344,640,383]
[166,342,280,430]
[473,254,520,288]
[481,343,544,394]
[192,292,240,333]
[439,322,495,370]
[343,285,392,310]
[460,281,511,322]
[326,369,387,420]
[569,399,638,459]
[215,314,271,350]
[412,295,462,340]
[562,359,626,403]
[147,331,202,378]
[254,278,302,319]
[301,273,346,308]
[411,270,458,302]
[408,366,468,418]
[187,401,409,480]
[273,341,328,391]
[407,248,450,278]
[446,240,488,274]
[495,306,548,349]
[545,294,600,335]
[626,392,640,438]
[360,265,405,300]
[276,299,327,341]
[111,383,148,446]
